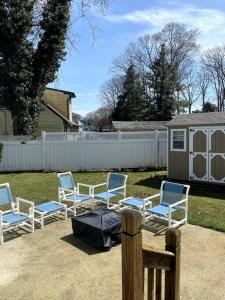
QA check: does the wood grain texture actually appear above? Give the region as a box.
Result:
[121,210,143,300]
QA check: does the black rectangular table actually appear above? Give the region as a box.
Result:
[71,208,121,251]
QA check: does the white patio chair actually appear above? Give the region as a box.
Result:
[0,183,34,245]
[144,181,190,228]
[57,172,93,216]
[92,173,128,209]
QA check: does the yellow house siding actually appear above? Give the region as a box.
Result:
[43,89,70,120]
[0,111,13,135]
[35,106,65,135]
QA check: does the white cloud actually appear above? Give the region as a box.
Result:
[105,6,225,50]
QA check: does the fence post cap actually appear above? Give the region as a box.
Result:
[121,210,142,236]
[165,228,181,248]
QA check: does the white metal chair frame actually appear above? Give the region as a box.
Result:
[34,201,67,228]
[0,183,34,245]
[144,181,190,228]
[92,173,128,209]
[58,172,93,215]
[119,196,153,221]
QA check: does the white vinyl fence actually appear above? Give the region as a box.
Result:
[0,131,167,172]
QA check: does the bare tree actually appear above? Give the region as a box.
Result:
[181,69,201,113]
[112,22,199,78]
[82,106,111,131]
[198,67,211,108]
[99,75,124,112]
[202,46,225,111]
[110,22,199,116]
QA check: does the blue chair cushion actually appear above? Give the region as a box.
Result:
[147,204,177,217]
[58,174,75,190]
[95,191,119,200]
[35,202,65,213]
[3,213,28,224]
[108,173,126,190]
[64,194,92,202]
[162,182,184,207]
[121,198,145,208]
[0,185,13,206]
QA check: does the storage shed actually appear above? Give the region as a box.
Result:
[167,112,225,184]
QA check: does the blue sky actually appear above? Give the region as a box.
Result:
[49,0,225,116]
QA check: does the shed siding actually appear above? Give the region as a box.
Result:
[168,127,189,181]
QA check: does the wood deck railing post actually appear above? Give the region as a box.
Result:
[121,210,143,300]
[165,228,181,300]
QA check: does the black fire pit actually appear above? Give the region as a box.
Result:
[71,208,121,251]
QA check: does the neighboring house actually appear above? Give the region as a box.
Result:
[0,107,13,135]
[112,121,167,132]
[167,111,225,185]
[0,88,79,135]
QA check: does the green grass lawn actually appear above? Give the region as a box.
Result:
[0,170,225,232]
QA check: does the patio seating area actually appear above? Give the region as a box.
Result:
[0,218,224,300]
[0,170,225,299]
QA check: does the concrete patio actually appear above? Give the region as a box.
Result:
[0,217,225,300]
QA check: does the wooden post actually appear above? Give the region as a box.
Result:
[165,229,181,300]
[121,210,143,300]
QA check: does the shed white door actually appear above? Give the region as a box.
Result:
[189,128,209,182]
[189,127,225,183]
[208,128,225,183]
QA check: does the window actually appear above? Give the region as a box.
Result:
[171,129,186,151]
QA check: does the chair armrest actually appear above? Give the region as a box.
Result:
[77,183,93,195]
[77,183,93,188]
[144,194,160,201]
[169,198,188,208]
[59,187,76,193]
[16,197,34,207]
[92,182,107,194]
[108,186,125,193]
[16,197,34,216]
[92,183,107,188]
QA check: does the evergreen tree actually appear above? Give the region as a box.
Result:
[150,44,179,120]
[202,101,217,112]
[0,0,72,134]
[112,65,148,121]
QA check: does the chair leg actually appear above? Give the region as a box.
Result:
[41,215,44,229]
[168,212,172,228]
[73,205,76,216]
[107,198,110,209]
[64,207,67,220]
[0,227,3,245]
[31,217,35,233]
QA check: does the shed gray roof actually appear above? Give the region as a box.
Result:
[167,112,225,127]
[112,121,167,131]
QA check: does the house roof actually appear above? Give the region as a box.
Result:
[112,121,167,131]
[46,87,76,98]
[46,103,78,127]
[167,112,225,127]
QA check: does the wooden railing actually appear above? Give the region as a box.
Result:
[121,210,181,300]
